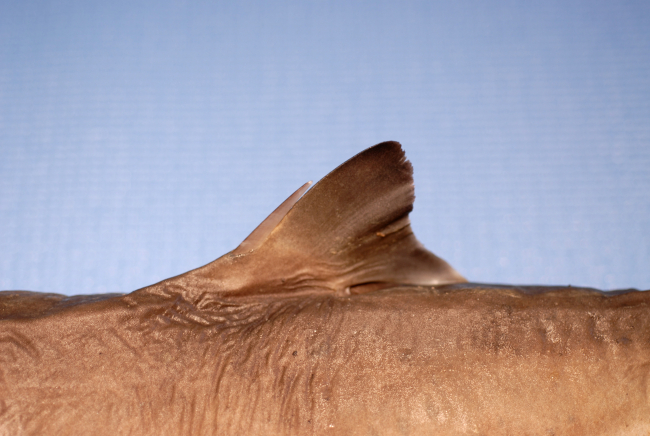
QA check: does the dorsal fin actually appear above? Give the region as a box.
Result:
[258,141,466,291]
[165,141,466,298]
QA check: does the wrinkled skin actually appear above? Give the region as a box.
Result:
[1,284,649,435]
[1,142,648,435]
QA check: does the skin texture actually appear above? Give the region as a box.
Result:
[1,142,649,435]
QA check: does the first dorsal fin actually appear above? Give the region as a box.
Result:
[167,141,466,297]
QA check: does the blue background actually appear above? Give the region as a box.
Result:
[1,0,649,295]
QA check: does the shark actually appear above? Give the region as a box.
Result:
[1,141,649,435]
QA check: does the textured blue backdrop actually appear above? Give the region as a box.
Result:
[1,0,649,295]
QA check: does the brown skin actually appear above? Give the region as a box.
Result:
[1,285,649,435]
[1,142,648,435]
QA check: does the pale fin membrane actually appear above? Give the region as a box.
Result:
[232,181,312,256]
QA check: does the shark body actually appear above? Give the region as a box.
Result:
[1,142,649,435]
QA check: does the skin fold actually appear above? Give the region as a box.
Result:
[1,142,648,435]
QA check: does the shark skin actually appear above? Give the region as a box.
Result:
[1,142,649,436]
